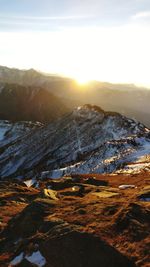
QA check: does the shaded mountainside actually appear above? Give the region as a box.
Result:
[0,105,150,179]
[0,174,149,267]
[0,83,69,123]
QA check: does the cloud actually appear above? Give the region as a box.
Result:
[0,14,93,21]
[0,14,94,31]
[132,11,150,20]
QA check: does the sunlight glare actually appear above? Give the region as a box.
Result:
[1,25,150,88]
[75,75,91,85]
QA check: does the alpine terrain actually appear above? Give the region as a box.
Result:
[0,105,150,267]
[0,104,150,179]
[0,0,150,265]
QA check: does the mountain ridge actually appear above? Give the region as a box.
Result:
[0,104,150,180]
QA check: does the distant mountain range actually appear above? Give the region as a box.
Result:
[0,65,150,127]
[0,105,150,179]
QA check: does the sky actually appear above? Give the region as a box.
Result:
[0,0,150,86]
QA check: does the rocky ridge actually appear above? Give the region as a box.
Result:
[0,105,150,179]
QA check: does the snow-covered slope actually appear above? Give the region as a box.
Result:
[0,105,150,179]
[0,120,43,149]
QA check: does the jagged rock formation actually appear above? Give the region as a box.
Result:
[0,105,150,179]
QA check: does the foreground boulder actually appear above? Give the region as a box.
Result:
[38,221,135,267]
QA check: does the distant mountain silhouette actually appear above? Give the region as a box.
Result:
[0,65,150,127]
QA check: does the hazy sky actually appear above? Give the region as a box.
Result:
[0,0,150,85]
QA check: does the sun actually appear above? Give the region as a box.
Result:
[74,76,91,85]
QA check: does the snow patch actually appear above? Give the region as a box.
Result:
[24,179,36,187]
[9,252,24,266]
[0,128,7,141]
[9,250,46,267]
[25,250,46,267]
[119,185,136,189]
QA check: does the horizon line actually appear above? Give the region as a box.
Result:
[0,64,150,89]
